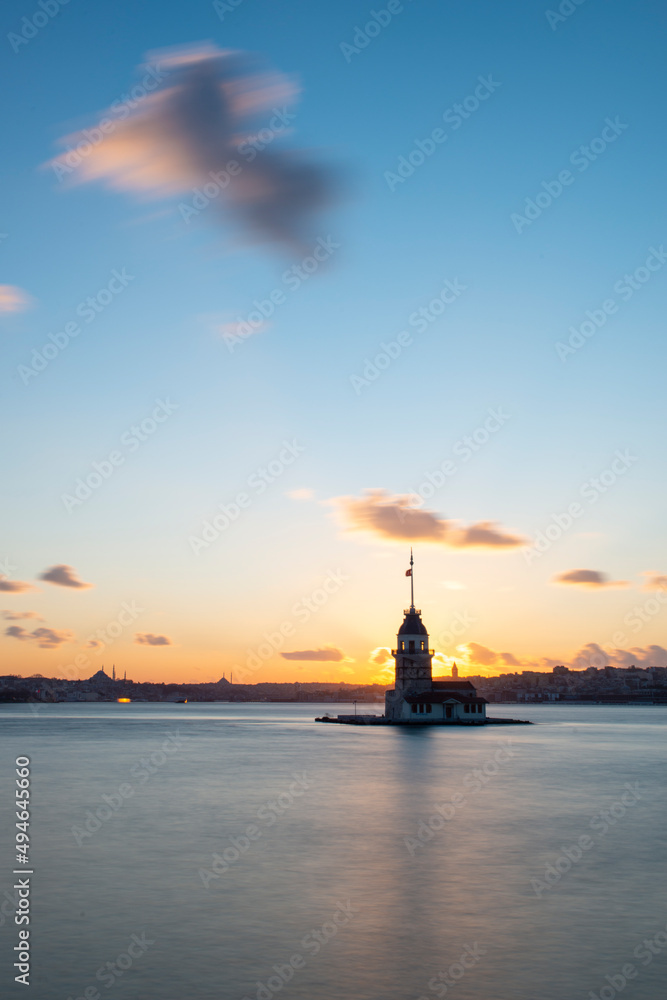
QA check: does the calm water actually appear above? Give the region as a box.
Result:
[0,703,665,999]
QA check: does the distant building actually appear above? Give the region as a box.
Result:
[384,554,486,724]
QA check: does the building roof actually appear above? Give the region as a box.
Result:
[398,610,428,636]
[432,680,476,692]
[88,669,111,683]
[404,691,487,705]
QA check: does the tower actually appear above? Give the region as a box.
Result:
[385,551,434,719]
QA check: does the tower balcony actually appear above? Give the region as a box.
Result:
[392,649,435,656]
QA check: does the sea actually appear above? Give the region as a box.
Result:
[0,702,665,1000]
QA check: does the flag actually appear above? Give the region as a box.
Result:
[405,568,412,577]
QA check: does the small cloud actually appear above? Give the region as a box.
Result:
[38,564,93,589]
[135,632,173,646]
[553,569,628,589]
[5,625,30,641]
[31,627,75,649]
[329,489,526,549]
[369,646,392,666]
[0,578,36,593]
[1,610,44,622]
[219,319,269,349]
[0,285,33,313]
[501,652,521,666]
[85,638,103,650]
[464,642,499,666]
[280,647,344,661]
[5,625,74,648]
[286,488,315,501]
[641,572,667,591]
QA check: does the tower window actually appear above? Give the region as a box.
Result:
[426,703,432,713]
[400,641,404,651]
[411,703,417,713]
[420,641,425,651]
[409,640,415,652]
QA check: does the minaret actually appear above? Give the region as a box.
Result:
[385,551,434,718]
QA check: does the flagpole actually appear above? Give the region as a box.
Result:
[410,547,414,610]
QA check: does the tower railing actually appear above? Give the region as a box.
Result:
[392,649,435,656]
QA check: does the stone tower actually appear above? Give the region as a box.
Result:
[385,551,434,719]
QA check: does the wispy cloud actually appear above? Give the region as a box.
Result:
[567,643,667,670]
[0,578,36,594]
[2,610,44,622]
[38,564,94,590]
[286,488,315,500]
[369,646,392,666]
[0,285,32,313]
[330,489,526,549]
[552,569,628,589]
[281,647,344,661]
[135,632,172,646]
[5,625,74,648]
[464,642,501,666]
[641,571,667,591]
[50,44,336,253]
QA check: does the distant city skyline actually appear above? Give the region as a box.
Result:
[2,0,667,683]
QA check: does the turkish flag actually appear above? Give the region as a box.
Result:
[405,569,412,577]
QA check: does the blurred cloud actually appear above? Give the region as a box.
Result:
[568,642,667,670]
[38,564,93,589]
[464,642,499,666]
[50,44,337,253]
[5,625,29,641]
[2,610,44,621]
[330,489,527,549]
[135,632,173,646]
[370,646,392,666]
[286,488,315,500]
[552,569,628,589]
[5,625,74,648]
[437,642,526,673]
[0,285,32,313]
[641,571,667,591]
[0,578,36,593]
[281,647,344,661]
[219,319,268,341]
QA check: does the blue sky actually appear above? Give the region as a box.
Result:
[2,0,667,682]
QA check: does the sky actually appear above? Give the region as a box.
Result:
[2,0,667,685]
